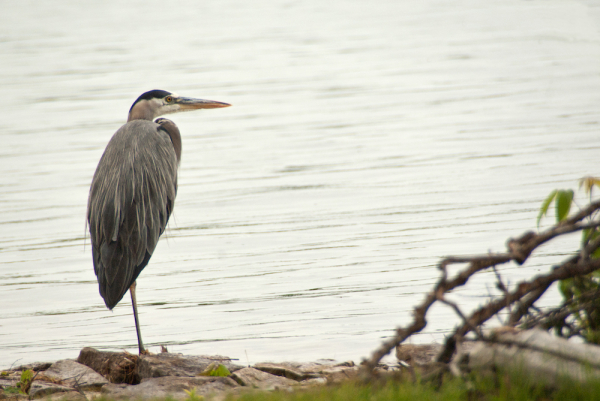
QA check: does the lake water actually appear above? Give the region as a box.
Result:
[1,0,600,367]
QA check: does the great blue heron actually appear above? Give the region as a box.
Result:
[87,90,230,353]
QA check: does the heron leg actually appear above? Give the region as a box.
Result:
[129,282,146,354]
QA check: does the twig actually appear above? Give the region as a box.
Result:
[521,286,600,331]
[8,359,22,371]
[437,297,483,340]
[436,257,600,363]
[360,200,600,375]
[70,373,90,401]
[508,285,551,325]
[491,265,511,324]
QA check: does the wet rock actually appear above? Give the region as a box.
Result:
[137,353,243,379]
[102,376,239,400]
[231,367,298,390]
[41,360,108,390]
[77,348,138,384]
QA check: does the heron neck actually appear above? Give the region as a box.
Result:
[127,100,159,122]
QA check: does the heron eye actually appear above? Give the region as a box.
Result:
[165,96,173,103]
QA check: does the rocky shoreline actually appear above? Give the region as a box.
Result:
[0,347,390,400]
[8,329,597,400]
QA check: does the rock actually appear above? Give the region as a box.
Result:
[45,391,88,401]
[77,348,138,384]
[0,376,18,388]
[457,329,600,386]
[101,376,238,400]
[300,377,327,386]
[395,344,442,366]
[27,381,73,399]
[253,363,308,381]
[1,376,71,399]
[0,390,27,401]
[137,353,243,379]
[10,363,52,372]
[230,367,298,390]
[40,360,108,390]
[254,361,358,383]
[0,377,22,400]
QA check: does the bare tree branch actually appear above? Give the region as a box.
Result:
[437,257,600,363]
[359,200,600,375]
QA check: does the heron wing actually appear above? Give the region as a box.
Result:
[87,120,178,309]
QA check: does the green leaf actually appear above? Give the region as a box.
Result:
[184,388,204,401]
[18,369,34,394]
[198,362,231,377]
[582,228,591,245]
[559,278,573,299]
[208,364,231,377]
[583,228,600,249]
[20,370,33,382]
[555,189,574,223]
[579,176,600,195]
[537,189,558,228]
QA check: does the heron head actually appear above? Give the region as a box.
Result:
[127,90,230,122]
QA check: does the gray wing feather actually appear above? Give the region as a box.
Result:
[87,120,178,309]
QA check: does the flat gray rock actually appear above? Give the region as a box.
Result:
[0,377,20,399]
[27,381,73,399]
[45,391,88,401]
[137,353,243,379]
[0,391,27,401]
[0,376,72,400]
[0,377,19,386]
[231,367,298,390]
[253,363,315,380]
[254,361,358,383]
[42,360,108,390]
[101,376,239,400]
[10,363,52,372]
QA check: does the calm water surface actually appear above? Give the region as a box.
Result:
[1,0,600,366]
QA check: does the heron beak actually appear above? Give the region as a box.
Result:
[175,97,231,110]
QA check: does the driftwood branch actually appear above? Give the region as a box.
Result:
[360,200,600,374]
[520,287,600,334]
[437,257,600,363]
